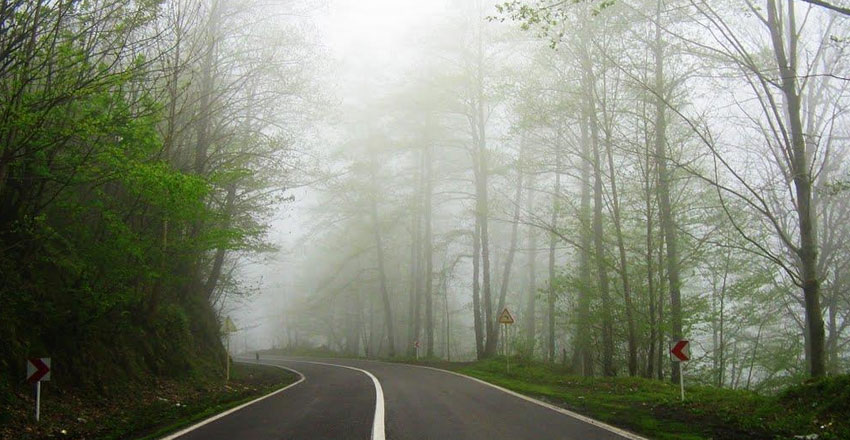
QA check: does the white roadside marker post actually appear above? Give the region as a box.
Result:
[670,340,690,402]
[26,358,51,422]
[35,381,40,421]
[503,324,511,373]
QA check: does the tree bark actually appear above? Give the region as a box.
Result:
[653,0,683,384]
[656,226,666,380]
[547,142,561,363]
[424,144,435,357]
[589,100,615,377]
[576,110,594,377]
[604,120,637,377]
[194,0,220,176]
[472,218,485,359]
[369,155,395,357]
[479,121,496,358]
[494,146,524,354]
[524,173,538,358]
[645,133,657,378]
[765,0,825,378]
[410,150,424,355]
[203,183,236,300]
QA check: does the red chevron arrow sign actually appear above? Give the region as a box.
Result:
[27,358,51,383]
[670,340,690,362]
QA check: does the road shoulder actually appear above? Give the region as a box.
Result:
[153,362,304,440]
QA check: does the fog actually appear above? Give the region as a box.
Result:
[207,0,849,388]
[227,0,454,350]
[7,3,850,439]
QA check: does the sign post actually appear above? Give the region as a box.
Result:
[223,316,238,382]
[27,358,51,422]
[498,308,515,373]
[670,339,690,401]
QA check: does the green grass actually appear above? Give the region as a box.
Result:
[417,358,849,440]
[127,364,297,440]
[206,350,849,440]
[1,362,299,440]
[128,362,299,440]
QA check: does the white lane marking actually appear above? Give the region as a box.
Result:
[159,362,305,440]
[280,359,386,440]
[398,363,647,440]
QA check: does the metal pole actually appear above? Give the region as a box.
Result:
[225,333,230,382]
[505,324,510,374]
[679,364,685,401]
[35,381,40,422]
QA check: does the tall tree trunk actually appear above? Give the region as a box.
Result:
[589,100,615,377]
[604,123,637,376]
[579,47,614,376]
[407,151,421,354]
[194,0,220,176]
[653,0,683,384]
[410,151,424,355]
[494,144,525,353]
[827,278,838,374]
[524,173,538,358]
[645,137,657,378]
[472,218,485,359]
[471,16,496,357]
[718,256,729,387]
[576,111,594,377]
[162,0,184,163]
[766,0,825,378]
[745,318,765,390]
[203,183,236,300]
[424,144,435,357]
[656,228,666,381]
[479,131,496,358]
[547,142,561,363]
[369,155,395,357]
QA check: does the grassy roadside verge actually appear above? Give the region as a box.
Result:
[402,357,849,440]
[1,362,298,440]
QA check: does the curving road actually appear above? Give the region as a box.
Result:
[166,357,644,440]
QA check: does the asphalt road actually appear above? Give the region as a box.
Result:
[168,357,643,440]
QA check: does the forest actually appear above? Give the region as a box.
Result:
[1,0,848,416]
[280,0,850,393]
[0,0,317,393]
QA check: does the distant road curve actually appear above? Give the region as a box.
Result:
[165,356,645,440]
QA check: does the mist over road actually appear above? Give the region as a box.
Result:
[170,357,641,440]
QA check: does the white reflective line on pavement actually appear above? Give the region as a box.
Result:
[159,362,306,440]
[283,360,385,440]
[398,363,648,440]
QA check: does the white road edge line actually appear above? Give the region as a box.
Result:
[282,359,386,440]
[396,362,648,440]
[159,362,305,440]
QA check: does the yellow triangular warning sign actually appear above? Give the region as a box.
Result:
[498,308,515,324]
[223,316,238,333]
